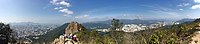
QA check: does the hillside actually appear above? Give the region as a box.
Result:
[52,22,86,44]
[176,18,195,23]
[32,23,69,44]
[31,18,200,44]
[82,23,110,29]
[77,18,200,44]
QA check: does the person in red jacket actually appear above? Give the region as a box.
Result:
[72,34,78,42]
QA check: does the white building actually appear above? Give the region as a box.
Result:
[96,29,110,32]
[122,24,146,32]
[149,22,166,29]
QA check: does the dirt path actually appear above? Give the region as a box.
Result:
[189,31,200,44]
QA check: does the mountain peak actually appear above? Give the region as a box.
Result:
[65,21,86,36]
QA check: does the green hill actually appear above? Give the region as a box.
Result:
[31,18,200,44]
[77,18,200,44]
[32,23,69,44]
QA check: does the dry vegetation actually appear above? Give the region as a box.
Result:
[77,18,200,44]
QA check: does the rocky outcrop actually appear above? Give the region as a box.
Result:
[52,21,85,44]
[65,22,86,36]
[52,35,64,44]
[189,20,200,44]
[189,31,200,44]
[0,23,16,44]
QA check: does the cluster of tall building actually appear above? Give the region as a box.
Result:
[10,24,59,38]
[97,21,166,32]
[121,24,146,32]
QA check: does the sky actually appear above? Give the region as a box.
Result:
[0,0,200,24]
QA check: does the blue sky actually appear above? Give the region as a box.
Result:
[0,0,200,24]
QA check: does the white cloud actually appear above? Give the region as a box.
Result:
[191,4,200,9]
[50,0,74,16]
[54,7,59,10]
[59,1,71,7]
[59,9,74,15]
[50,0,61,5]
[50,0,71,7]
[194,0,200,3]
[190,0,200,9]
[75,15,90,18]
[179,9,183,10]
[83,15,89,17]
[54,7,63,10]
[177,3,190,7]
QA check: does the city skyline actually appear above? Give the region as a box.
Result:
[0,0,200,24]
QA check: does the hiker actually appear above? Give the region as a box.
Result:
[65,33,75,44]
[67,33,72,39]
[72,34,78,42]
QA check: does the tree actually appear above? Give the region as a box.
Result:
[111,18,123,31]
[0,23,16,44]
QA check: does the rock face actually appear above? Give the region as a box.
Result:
[52,21,85,44]
[189,31,200,44]
[52,35,64,44]
[190,19,200,44]
[65,22,85,36]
